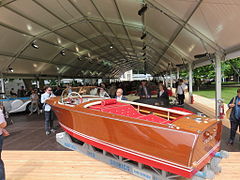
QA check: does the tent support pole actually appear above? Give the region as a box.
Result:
[188,63,193,103]
[215,54,223,119]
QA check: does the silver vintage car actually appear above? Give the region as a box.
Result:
[0,93,37,113]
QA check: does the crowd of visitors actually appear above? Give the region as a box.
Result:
[6,79,188,113]
[5,79,189,109]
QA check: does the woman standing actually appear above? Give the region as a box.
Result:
[157,84,169,100]
[29,90,40,116]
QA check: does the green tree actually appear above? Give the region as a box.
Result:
[192,64,214,90]
[49,79,57,86]
[223,57,240,81]
[175,57,240,90]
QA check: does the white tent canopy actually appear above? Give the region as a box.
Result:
[0,0,239,78]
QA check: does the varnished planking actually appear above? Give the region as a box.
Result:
[2,151,240,180]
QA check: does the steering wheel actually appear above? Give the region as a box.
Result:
[67,92,83,104]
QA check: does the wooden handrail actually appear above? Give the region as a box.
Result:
[138,109,176,120]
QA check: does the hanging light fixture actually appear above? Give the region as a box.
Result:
[87,52,91,57]
[75,46,79,52]
[31,40,39,49]
[138,4,148,16]
[77,56,82,60]
[8,67,14,72]
[194,53,208,59]
[141,32,147,40]
[60,50,66,56]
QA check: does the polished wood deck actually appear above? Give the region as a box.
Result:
[2,150,239,180]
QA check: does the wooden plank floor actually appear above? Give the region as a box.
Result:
[3,151,140,180]
[2,150,240,180]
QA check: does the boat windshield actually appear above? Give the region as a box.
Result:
[59,86,110,105]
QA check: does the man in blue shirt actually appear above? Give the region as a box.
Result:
[41,86,56,135]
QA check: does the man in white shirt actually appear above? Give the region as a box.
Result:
[176,79,187,106]
[41,86,56,135]
[116,88,127,101]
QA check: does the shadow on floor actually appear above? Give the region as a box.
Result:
[4,112,68,151]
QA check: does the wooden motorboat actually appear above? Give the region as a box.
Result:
[47,87,223,178]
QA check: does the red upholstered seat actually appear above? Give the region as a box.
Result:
[101,104,142,118]
[89,102,126,110]
[101,99,117,106]
[138,114,170,124]
[89,101,171,124]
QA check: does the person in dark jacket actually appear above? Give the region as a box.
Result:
[138,80,151,99]
[54,86,63,96]
[157,84,169,101]
[17,86,26,97]
[227,88,240,145]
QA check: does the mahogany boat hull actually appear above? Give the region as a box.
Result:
[48,97,222,178]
